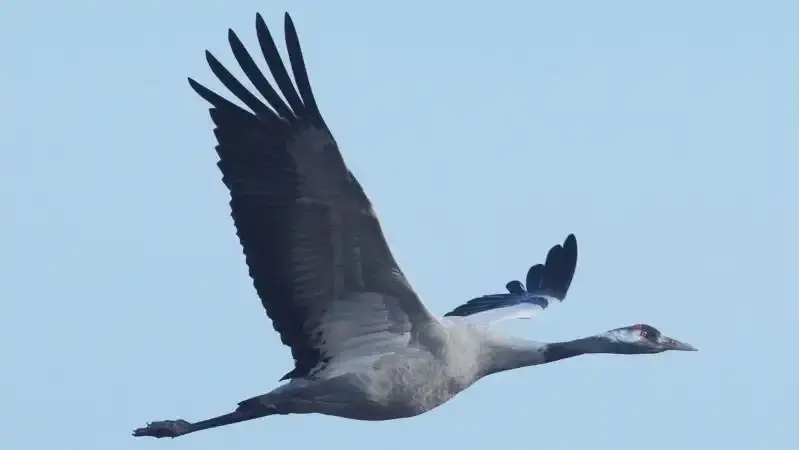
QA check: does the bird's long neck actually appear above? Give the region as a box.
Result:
[482,335,615,375]
[543,337,616,363]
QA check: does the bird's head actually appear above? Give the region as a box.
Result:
[596,323,698,354]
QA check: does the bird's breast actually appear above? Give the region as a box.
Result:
[363,333,482,416]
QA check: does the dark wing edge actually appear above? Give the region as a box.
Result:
[444,234,578,317]
[187,12,340,381]
[187,13,432,381]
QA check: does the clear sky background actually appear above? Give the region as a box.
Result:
[1,1,795,449]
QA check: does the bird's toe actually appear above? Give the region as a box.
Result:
[132,419,192,438]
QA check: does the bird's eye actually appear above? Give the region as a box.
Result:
[640,330,648,337]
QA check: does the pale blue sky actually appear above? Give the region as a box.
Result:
[1,1,795,449]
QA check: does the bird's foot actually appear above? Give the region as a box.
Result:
[132,419,193,438]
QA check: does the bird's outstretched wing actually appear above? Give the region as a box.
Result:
[188,13,438,380]
[444,234,577,325]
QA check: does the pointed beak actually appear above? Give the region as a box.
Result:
[661,337,698,352]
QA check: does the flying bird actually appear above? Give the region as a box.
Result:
[134,12,697,439]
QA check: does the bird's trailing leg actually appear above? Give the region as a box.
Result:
[133,400,280,439]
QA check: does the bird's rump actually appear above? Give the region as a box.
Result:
[187,13,437,381]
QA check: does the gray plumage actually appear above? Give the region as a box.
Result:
[133,13,696,439]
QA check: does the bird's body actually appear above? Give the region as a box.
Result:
[244,319,487,421]
[228,318,545,423]
[134,12,696,439]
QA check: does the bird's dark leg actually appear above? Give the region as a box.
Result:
[133,402,279,439]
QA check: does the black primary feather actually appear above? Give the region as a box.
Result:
[188,13,341,381]
[445,234,578,317]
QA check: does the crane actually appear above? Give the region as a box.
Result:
[133,12,696,439]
